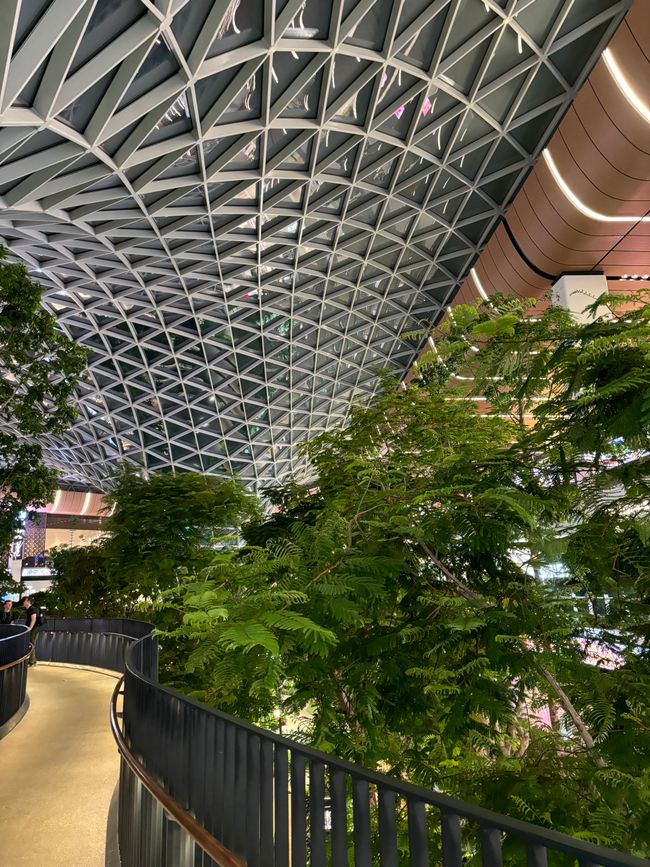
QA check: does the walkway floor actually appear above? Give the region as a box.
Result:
[0,664,120,867]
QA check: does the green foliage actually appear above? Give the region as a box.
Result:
[0,248,87,556]
[161,291,650,857]
[101,467,258,602]
[42,542,112,616]
[38,470,258,622]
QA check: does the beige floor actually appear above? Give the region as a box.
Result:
[0,665,120,867]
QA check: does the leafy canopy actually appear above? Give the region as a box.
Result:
[0,248,86,556]
[154,291,650,857]
[41,468,258,616]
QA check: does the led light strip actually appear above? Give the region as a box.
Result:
[603,48,650,125]
[542,149,650,223]
[470,267,490,301]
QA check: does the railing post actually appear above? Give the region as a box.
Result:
[214,718,225,842]
[441,811,462,867]
[309,759,326,867]
[408,799,429,867]
[378,788,398,867]
[481,827,503,867]
[259,739,274,867]
[246,733,261,867]
[274,745,289,867]
[223,724,236,851]
[234,728,248,856]
[527,844,548,867]
[291,752,307,867]
[352,777,372,867]
[330,766,349,866]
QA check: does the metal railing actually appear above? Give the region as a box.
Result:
[36,617,153,673]
[123,632,648,867]
[46,619,650,866]
[0,624,30,732]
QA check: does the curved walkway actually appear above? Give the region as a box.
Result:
[0,665,119,867]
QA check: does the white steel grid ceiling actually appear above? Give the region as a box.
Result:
[0,0,630,489]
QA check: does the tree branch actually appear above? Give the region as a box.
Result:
[540,667,606,768]
[417,540,606,768]
[417,540,479,602]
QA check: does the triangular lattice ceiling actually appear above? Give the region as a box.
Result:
[0,0,629,489]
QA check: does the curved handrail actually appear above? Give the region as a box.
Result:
[43,619,649,866]
[0,623,30,665]
[110,676,244,867]
[0,624,30,732]
[0,650,31,672]
[36,619,154,673]
[121,629,648,867]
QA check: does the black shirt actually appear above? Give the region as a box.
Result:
[24,606,38,629]
[0,610,12,625]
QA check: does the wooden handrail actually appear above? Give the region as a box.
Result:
[0,651,30,672]
[110,678,244,867]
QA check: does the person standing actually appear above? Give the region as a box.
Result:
[1,598,13,624]
[22,596,39,665]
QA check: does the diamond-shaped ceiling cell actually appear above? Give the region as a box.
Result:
[0,0,629,490]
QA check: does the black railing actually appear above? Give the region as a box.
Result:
[36,617,154,673]
[43,617,152,639]
[0,623,30,733]
[45,620,649,866]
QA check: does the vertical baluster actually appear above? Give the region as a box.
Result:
[260,739,274,867]
[234,728,248,857]
[291,752,307,867]
[119,764,129,867]
[274,745,290,867]
[407,799,429,867]
[164,815,181,867]
[378,788,398,867]
[352,778,372,867]
[188,708,200,826]
[223,724,236,850]
[135,778,144,867]
[527,845,548,867]
[441,812,462,867]
[180,827,195,867]
[481,828,502,866]
[309,759,326,867]
[142,783,153,867]
[149,794,164,867]
[160,810,169,867]
[330,766,349,866]
[202,717,216,840]
[214,719,225,841]
[246,734,261,867]
[130,768,137,867]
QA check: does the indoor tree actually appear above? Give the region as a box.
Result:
[101,467,259,605]
[40,469,258,617]
[164,291,650,858]
[44,542,110,616]
[0,248,86,558]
